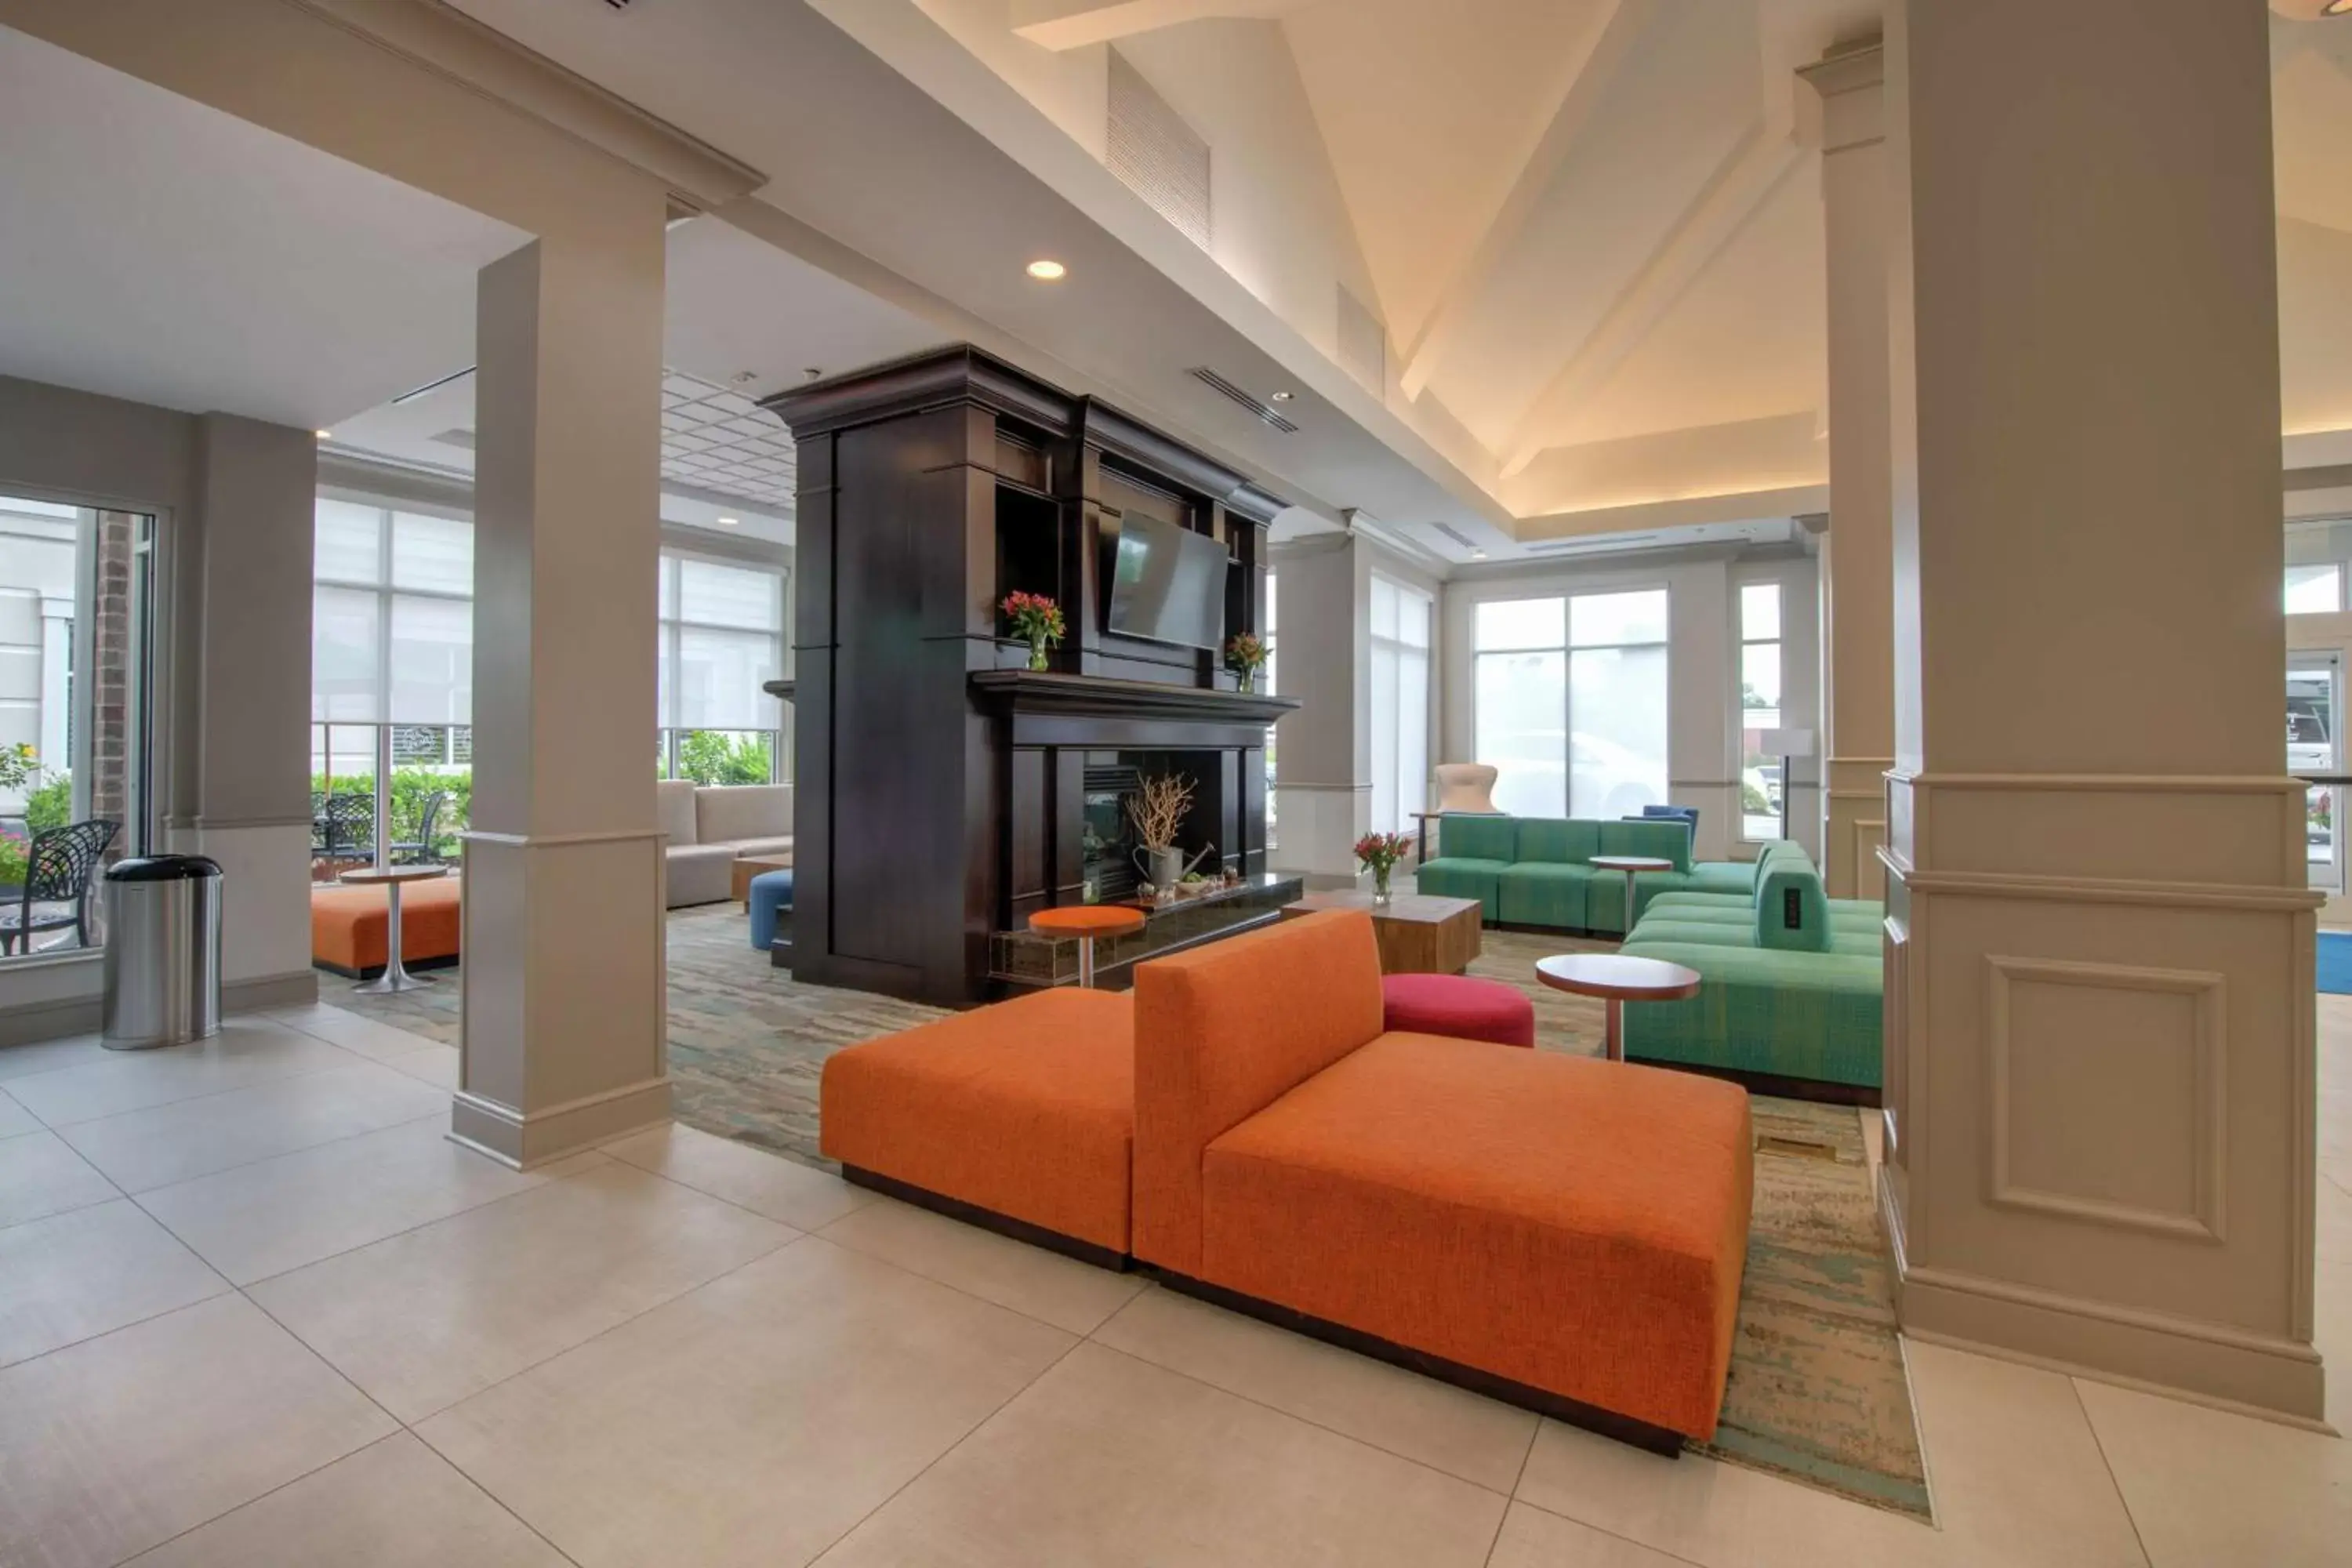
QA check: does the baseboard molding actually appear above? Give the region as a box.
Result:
[448,1076,673,1170]
[1897,1261,2328,1425]
[0,992,100,1049]
[225,970,320,1012]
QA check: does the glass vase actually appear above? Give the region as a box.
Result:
[1236,669,1255,694]
[1027,634,1050,672]
[1371,865,1392,905]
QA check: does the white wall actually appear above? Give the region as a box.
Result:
[1438,544,1820,865]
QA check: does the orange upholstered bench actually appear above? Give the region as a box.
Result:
[819,987,1134,1263]
[1134,909,1752,1449]
[311,877,462,978]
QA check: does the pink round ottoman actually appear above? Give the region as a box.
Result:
[1381,973,1536,1048]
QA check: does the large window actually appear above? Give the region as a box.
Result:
[1368,576,1432,836]
[0,495,154,958]
[1472,590,1668,819]
[1739,582,1784,840]
[657,553,786,785]
[2288,564,2343,615]
[310,500,474,870]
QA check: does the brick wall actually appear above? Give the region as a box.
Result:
[88,510,135,858]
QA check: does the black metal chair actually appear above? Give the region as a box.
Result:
[391,790,448,865]
[316,793,375,872]
[0,819,119,955]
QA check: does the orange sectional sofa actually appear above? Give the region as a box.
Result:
[310,877,462,978]
[821,986,1135,1261]
[818,909,1753,1450]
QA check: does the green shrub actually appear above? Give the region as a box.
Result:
[0,830,25,887]
[675,731,772,787]
[23,775,71,835]
[310,768,473,858]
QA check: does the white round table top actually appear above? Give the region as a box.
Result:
[1588,855,1675,873]
[338,865,451,886]
[1535,952,1701,1001]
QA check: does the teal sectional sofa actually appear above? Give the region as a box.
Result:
[1619,841,1885,1101]
[1415,813,1751,937]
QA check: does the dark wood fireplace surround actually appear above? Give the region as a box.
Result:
[764,347,1299,1007]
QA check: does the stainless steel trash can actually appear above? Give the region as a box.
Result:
[100,855,223,1051]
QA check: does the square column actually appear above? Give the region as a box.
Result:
[1799,41,1894,900]
[453,222,671,1167]
[1880,1,2323,1419]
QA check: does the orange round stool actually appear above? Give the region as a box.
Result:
[1028,905,1148,989]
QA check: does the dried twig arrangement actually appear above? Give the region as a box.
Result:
[1124,773,1195,852]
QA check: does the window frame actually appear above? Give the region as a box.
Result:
[1736,579,1786,842]
[1469,585,1671,822]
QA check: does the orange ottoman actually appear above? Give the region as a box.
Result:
[311,877,462,978]
[819,987,1135,1261]
[1200,1036,1752,1444]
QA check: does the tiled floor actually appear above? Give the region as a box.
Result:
[0,1000,2346,1567]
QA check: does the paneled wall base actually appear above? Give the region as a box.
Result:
[1824,756,1891,899]
[1879,773,2322,1421]
[455,832,671,1169]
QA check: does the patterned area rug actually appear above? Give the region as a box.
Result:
[330,906,1928,1521]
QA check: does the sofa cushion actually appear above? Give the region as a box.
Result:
[665,843,736,908]
[1437,813,1516,862]
[1515,818,1600,865]
[1599,817,1693,873]
[655,778,699,847]
[820,988,1134,1253]
[1133,910,1385,1275]
[1201,1034,1752,1439]
[1626,917,1878,957]
[725,834,795,860]
[1685,862,1759,896]
[311,877,461,975]
[1415,857,1511,920]
[1617,939,1884,1088]
[695,783,791,846]
[1497,862,1593,929]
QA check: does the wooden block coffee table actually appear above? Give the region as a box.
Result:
[1285,889,1483,975]
[731,852,796,906]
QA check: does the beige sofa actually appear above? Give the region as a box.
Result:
[658,780,793,907]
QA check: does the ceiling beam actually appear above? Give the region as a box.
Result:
[1497,122,1802,477]
[1394,0,1659,401]
[1008,0,1323,53]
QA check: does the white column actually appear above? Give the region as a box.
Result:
[1800,41,1894,899]
[454,220,671,1168]
[1269,532,1368,888]
[1880,0,2321,1420]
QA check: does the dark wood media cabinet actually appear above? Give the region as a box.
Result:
[764,347,1301,1006]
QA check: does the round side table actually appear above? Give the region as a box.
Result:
[1028,905,1148,989]
[1588,854,1674,934]
[339,864,450,994]
[1535,952,1700,1063]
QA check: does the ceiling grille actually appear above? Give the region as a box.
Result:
[1188,367,1299,434]
[1108,49,1210,249]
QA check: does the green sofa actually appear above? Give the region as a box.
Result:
[1619,842,1885,1099]
[1415,813,1752,937]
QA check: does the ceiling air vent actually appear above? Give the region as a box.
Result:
[1524,532,1664,555]
[1109,49,1211,249]
[1189,367,1299,434]
[1432,523,1482,551]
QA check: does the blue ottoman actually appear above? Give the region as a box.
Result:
[748,869,795,953]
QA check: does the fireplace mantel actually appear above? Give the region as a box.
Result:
[970,670,1297,727]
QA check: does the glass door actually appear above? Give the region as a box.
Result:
[2290,654,2342,895]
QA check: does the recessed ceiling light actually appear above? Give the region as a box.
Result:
[1025,259,1068,281]
[1269,390,1294,402]
[1471,549,1487,560]
[314,430,332,440]
[717,516,741,528]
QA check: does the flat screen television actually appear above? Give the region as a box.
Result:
[1105,514,1226,650]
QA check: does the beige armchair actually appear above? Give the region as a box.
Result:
[1434,763,1501,815]
[1416,763,1503,861]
